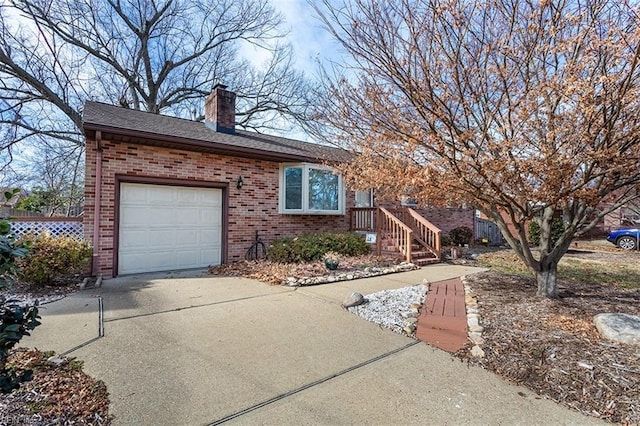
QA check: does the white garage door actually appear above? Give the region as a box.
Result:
[118,183,222,275]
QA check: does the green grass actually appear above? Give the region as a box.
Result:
[478,251,640,289]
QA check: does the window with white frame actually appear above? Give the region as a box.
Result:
[279,163,345,214]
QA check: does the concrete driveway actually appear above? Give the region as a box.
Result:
[22,265,602,425]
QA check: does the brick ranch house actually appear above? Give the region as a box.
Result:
[83,85,454,278]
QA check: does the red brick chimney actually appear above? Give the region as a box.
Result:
[205,84,236,134]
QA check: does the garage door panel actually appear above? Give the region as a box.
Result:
[146,252,179,269]
[200,229,221,243]
[118,183,223,275]
[120,185,147,202]
[146,230,175,246]
[119,253,149,273]
[176,230,199,245]
[200,209,222,224]
[120,207,151,226]
[147,187,176,203]
[178,207,201,223]
[176,251,201,268]
[199,192,222,206]
[120,230,148,248]
[200,249,221,264]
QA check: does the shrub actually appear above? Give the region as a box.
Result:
[267,232,369,263]
[0,189,40,393]
[18,233,92,288]
[449,226,473,246]
[440,234,452,247]
[0,298,40,393]
[1,190,29,290]
[529,218,565,246]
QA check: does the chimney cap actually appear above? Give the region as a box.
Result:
[213,83,228,90]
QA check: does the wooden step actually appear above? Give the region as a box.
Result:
[414,258,440,265]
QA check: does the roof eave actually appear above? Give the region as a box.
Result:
[83,122,321,163]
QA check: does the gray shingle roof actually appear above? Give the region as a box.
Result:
[82,101,350,163]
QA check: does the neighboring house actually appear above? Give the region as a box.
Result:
[0,188,30,219]
[0,187,26,207]
[83,85,443,278]
[603,204,640,230]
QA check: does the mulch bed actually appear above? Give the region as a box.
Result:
[0,348,111,424]
[208,254,404,285]
[459,270,640,424]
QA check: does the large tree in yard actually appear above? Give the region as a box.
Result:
[313,0,640,297]
[0,0,314,164]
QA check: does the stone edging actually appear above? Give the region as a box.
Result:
[462,276,485,358]
[281,262,420,287]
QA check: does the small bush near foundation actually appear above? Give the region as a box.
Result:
[267,232,369,263]
[18,233,92,288]
[449,226,473,246]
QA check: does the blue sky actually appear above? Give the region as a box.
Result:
[270,1,342,74]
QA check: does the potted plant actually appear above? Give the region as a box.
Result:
[323,251,341,270]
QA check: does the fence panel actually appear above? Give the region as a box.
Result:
[475,217,504,244]
[9,217,84,239]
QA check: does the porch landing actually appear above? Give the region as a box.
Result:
[416,278,468,352]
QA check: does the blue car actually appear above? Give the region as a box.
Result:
[606,228,640,250]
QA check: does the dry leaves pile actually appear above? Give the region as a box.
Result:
[208,254,402,285]
[0,348,111,424]
[460,270,640,424]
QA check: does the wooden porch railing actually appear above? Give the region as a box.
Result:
[378,207,413,262]
[350,206,441,263]
[350,207,377,232]
[406,208,441,260]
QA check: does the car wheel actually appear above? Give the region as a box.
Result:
[617,236,638,250]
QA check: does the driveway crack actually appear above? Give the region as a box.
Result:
[207,341,421,425]
[103,291,292,323]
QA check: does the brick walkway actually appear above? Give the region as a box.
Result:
[416,278,468,352]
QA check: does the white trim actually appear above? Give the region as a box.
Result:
[278,163,345,215]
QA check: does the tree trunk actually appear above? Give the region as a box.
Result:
[536,261,559,298]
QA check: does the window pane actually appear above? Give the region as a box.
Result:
[355,190,372,207]
[308,168,339,211]
[285,167,303,209]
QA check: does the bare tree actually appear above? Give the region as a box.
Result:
[312,0,640,297]
[0,0,316,161]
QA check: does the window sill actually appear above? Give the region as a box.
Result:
[279,210,345,216]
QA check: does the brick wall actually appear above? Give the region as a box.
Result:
[85,138,354,277]
[375,199,475,234]
[414,207,475,235]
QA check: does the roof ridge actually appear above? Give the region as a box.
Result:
[84,100,205,126]
[82,100,352,163]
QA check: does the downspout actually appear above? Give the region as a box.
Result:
[91,131,103,276]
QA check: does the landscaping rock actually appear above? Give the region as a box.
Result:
[470,345,485,358]
[46,356,69,367]
[468,334,484,345]
[594,313,640,345]
[404,317,418,325]
[468,324,484,333]
[343,292,365,308]
[348,285,427,334]
[281,261,420,286]
[403,324,417,334]
[400,309,419,319]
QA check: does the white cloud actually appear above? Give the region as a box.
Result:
[239,0,345,76]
